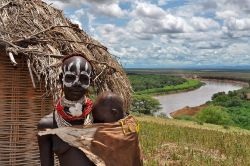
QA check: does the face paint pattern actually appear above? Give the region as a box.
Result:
[62,61,91,89]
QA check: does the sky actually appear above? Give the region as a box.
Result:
[43,0,250,68]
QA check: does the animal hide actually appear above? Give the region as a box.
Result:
[38,116,143,166]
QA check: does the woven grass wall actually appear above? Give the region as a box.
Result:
[0,53,53,165]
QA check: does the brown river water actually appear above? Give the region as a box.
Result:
[154,80,245,117]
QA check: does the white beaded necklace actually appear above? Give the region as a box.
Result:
[61,96,86,107]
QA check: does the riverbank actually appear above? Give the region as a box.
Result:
[136,79,204,96]
[169,82,250,130]
[155,79,244,117]
[200,78,249,87]
[170,104,207,117]
[169,79,248,118]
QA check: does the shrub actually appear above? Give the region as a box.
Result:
[195,105,233,125]
[131,95,161,115]
[229,107,250,130]
[212,92,226,100]
[212,93,243,107]
[228,91,238,97]
[157,112,167,118]
[226,96,243,107]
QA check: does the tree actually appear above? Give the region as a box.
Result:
[212,92,226,100]
[131,95,161,115]
[195,105,233,125]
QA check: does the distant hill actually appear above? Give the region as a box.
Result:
[126,68,250,83]
[125,65,250,71]
[125,67,250,72]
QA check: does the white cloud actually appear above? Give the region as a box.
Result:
[132,2,166,19]
[96,24,131,44]
[90,3,127,18]
[128,2,221,38]
[129,3,194,35]
[226,43,250,55]
[128,16,192,35]
[43,0,70,9]
[43,0,126,18]
[87,13,96,34]
[158,0,170,6]
[43,0,250,67]
[216,10,238,19]
[69,17,82,29]
[225,17,250,31]
[190,17,220,31]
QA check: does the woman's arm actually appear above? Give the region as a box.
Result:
[37,113,54,166]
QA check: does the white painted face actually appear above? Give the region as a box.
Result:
[62,58,91,89]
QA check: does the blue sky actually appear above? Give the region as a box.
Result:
[44,0,250,68]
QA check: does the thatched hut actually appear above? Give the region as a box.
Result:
[0,0,132,165]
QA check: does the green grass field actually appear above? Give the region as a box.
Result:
[137,115,250,166]
[136,79,203,95]
[128,74,186,92]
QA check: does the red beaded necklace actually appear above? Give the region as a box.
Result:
[55,97,93,121]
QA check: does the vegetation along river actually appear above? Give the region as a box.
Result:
[154,80,245,116]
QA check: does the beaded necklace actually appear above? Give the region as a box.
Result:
[55,97,93,127]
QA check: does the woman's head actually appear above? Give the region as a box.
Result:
[61,54,92,101]
[92,92,125,123]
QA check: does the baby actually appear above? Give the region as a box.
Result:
[92,92,126,123]
[91,92,143,166]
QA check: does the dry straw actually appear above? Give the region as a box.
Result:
[0,0,132,111]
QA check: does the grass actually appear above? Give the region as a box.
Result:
[137,115,250,166]
[136,79,204,95]
[128,74,186,92]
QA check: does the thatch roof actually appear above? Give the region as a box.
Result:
[0,0,132,111]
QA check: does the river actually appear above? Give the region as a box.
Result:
[154,80,245,116]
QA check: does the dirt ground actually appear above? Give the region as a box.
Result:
[170,104,207,118]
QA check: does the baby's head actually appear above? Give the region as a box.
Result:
[92,92,125,123]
